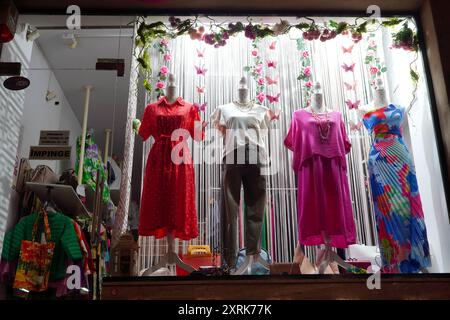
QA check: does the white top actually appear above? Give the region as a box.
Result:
[211,102,272,165]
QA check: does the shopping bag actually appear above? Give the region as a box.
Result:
[13,210,55,295]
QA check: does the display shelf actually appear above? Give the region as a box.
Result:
[26,182,91,218]
[102,274,450,300]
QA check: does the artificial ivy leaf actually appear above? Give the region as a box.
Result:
[147,21,165,29]
[381,67,387,72]
[295,23,310,30]
[410,69,419,83]
[143,79,152,92]
[356,21,368,34]
[381,18,404,27]
[137,57,148,71]
[243,66,251,72]
[336,22,348,34]
[329,20,339,28]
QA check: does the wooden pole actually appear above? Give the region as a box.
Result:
[104,129,112,166]
[77,85,93,185]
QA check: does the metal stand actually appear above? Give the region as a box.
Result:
[140,235,196,276]
[232,254,270,275]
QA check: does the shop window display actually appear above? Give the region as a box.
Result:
[132,15,449,276]
[0,12,450,300]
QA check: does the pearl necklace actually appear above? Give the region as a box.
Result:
[234,100,253,112]
[310,109,331,142]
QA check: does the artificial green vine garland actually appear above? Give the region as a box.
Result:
[133,16,419,94]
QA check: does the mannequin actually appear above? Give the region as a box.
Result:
[285,81,357,274]
[139,74,196,276]
[212,76,279,275]
[360,78,430,274]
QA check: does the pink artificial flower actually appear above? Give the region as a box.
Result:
[160,65,169,75]
[369,40,377,47]
[305,81,313,88]
[163,54,172,61]
[160,39,169,47]
[251,50,258,56]
[255,64,263,74]
[303,66,311,77]
[257,77,266,85]
[370,66,379,74]
[156,81,166,89]
[302,50,309,58]
[256,92,266,103]
[367,51,375,57]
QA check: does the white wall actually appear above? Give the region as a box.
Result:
[0,25,33,253]
[19,42,81,173]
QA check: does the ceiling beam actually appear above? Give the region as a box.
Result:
[13,0,424,15]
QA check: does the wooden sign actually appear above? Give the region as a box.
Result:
[39,130,70,146]
[29,146,71,160]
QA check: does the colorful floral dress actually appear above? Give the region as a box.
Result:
[363,104,431,273]
[138,96,203,240]
[75,133,110,204]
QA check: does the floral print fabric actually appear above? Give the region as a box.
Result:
[363,104,431,273]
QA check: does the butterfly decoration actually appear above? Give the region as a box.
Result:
[267,93,281,103]
[265,76,279,85]
[267,60,277,68]
[196,86,206,94]
[269,41,277,50]
[349,120,363,132]
[345,99,361,110]
[196,48,205,58]
[342,44,354,54]
[195,65,207,76]
[344,81,357,91]
[341,63,355,72]
[194,102,207,112]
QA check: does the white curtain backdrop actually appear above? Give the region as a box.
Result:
[135,20,448,272]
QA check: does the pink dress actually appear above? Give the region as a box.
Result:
[284,109,356,248]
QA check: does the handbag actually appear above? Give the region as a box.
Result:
[57,169,78,191]
[13,210,55,296]
[13,158,32,193]
[22,165,59,216]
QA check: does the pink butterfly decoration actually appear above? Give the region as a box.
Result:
[341,63,355,72]
[342,44,354,54]
[195,65,207,76]
[269,41,277,50]
[196,86,205,94]
[267,93,281,103]
[344,81,357,91]
[194,102,207,112]
[265,76,279,85]
[349,120,363,132]
[345,99,361,110]
[267,60,277,68]
[196,48,205,58]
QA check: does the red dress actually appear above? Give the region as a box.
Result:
[138,96,203,240]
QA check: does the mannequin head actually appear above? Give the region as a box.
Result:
[166,73,177,102]
[238,76,249,103]
[372,78,388,108]
[310,82,324,112]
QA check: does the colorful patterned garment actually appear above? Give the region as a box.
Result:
[362,104,431,273]
[75,133,111,205]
